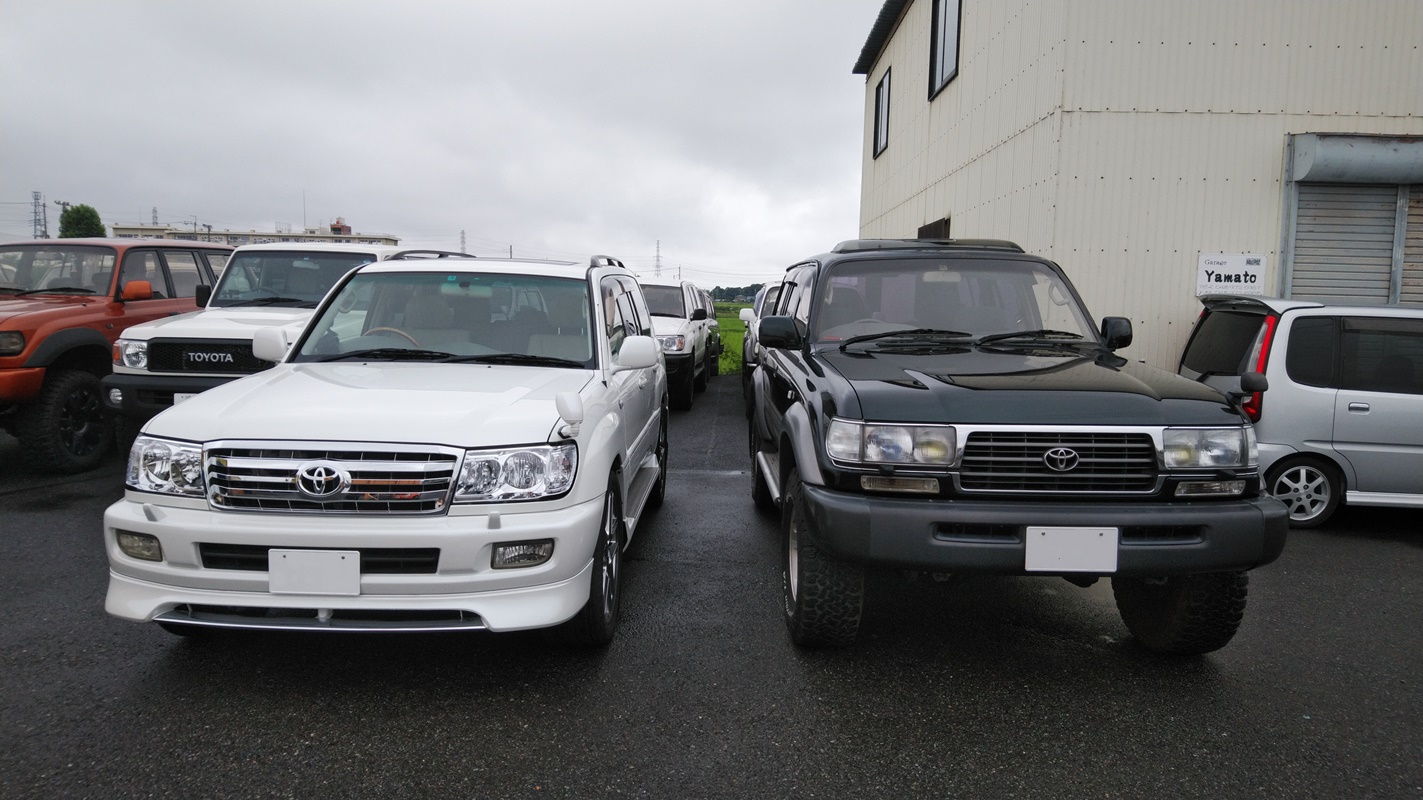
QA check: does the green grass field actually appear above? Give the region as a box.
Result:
[715,302,748,376]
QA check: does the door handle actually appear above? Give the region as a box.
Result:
[1348,402,1370,413]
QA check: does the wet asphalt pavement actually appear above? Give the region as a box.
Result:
[1,374,1419,798]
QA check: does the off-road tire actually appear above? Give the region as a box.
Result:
[782,467,863,647]
[1113,571,1249,655]
[672,368,695,410]
[16,369,113,474]
[646,408,668,510]
[548,477,624,646]
[1265,457,1342,528]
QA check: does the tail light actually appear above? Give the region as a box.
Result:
[1240,314,1278,422]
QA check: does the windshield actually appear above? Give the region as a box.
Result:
[0,245,117,295]
[642,285,685,317]
[293,270,596,368]
[210,251,376,308]
[814,258,1097,345]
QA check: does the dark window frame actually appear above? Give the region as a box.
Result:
[929,0,962,99]
[873,69,891,158]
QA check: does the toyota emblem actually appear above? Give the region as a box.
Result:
[1042,447,1080,472]
[296,463,347,498]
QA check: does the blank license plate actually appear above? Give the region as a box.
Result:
[1025,527,1118,573]
[268,549,361,595]
[173,393,198,405]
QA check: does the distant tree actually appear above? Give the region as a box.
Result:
[58,204,105,238]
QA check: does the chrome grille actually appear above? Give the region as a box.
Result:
[207,444,458,514]
[959,431,1158,493]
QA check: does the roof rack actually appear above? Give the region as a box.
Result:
[388,249,477,260]
[590,255,626,268]
[831,238,1024,254]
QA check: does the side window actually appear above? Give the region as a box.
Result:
[204,251,230,278]
[873,69,891,157]
[792,271,815,333]
[120,251,165,298]
[619,277,652,336]
[1338,316,1423,395]
[1284,317,1337,388]
[601,277,628,357]
[161,251,203,298]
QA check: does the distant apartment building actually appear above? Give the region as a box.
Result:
[854,0,1423,366]
[111,217,399,248]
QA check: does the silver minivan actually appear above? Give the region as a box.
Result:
[1178,295,1423,527]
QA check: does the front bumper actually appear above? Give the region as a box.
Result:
[663,352,696,380]
[799,485,1289,575]
[104,491,603,632]
[101,372,242,420]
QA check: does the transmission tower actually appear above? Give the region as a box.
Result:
[31,191,49,238]
[655,240,661,278]
[152,207,158,225]
[460,229,466,254]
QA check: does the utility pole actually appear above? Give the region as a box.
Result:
[53,200,71,237]
[460,230,466,254]
[655,240,661,278]
[32,191,49,238]
[192,215,198,234]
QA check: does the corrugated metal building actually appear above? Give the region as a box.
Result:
[855,0,1423,366]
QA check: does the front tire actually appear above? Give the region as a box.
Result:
[1113,572,1248,655]
[782,467,863,647]
[646,408,668,510]
[1265,457,1341,528]
[16,369,113,474]
[549,477,625,646]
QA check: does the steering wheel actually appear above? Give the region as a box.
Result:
[365,327,421,347]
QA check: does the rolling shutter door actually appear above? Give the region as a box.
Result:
[1404,186,1423,307]
[1291,184,1396,304]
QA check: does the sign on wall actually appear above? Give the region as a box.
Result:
[1196,253,1266,297]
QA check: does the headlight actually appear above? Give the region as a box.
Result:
[1162,427,1256,469]
[126,436,205,496]
[115,338,148,369]
[656,335,687,353]
[453,443,577,502]
[0,331,24,356]
[825,419,956,466]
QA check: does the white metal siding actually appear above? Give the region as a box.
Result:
[1291,184,1397,303]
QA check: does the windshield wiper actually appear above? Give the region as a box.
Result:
[0,285,26,294]
[316,348,455,362]
[14,286,96,296]
[648,311,684,318]
[446,353,587,368]
[838,328,972,350]
[975,329,1087,346]
[233,296,312,307]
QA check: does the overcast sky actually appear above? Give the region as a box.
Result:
[0,0,882,288]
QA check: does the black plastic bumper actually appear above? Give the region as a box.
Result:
[101,372,241,420]
[799,484,1289,576]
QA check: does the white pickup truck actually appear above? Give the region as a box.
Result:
[104,253,669,646]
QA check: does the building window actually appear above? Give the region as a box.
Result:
[873,69,891,157]
[929,0,961,98]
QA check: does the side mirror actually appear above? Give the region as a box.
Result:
[1239,371,1268,394]
[758,316,802,350]
[120,280,153,302]
[690,307,708,321]
[739,308,755,325]
[195,284,212,308]
[1100,316,1132,350]
[613,335,659,371]
[251,327,291,362]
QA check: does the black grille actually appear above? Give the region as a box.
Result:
[150,339,274,374]
[199,544,440,573]
[207,446,457,514]
[960,431,1158,493]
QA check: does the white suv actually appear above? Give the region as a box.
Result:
[104,254,669,645]
[640,278,714,409]
[103,243,462,431]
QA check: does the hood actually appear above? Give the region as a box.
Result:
[650,316,692,336]
[817,346,1240,426]
[146,363,594,447]
[0,294,106,324]
[119,306,315,340]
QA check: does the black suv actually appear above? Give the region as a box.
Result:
[747,240,1287,654]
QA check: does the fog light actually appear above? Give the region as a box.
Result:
[1174,480,1246,497]
[492,539,554,569]
[116,530,162,561]
[860,476,940,494]
[108,388,123,405]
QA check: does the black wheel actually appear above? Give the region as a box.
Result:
[646,407,668,510]
[708,342,720,377]
[1265,457,1342,528]
[672,367,695,410]
[1113,571,1249,655]
[749,423,776,515]
[781,467,863,647]
[16,369,113,474]
[549,477,624,646]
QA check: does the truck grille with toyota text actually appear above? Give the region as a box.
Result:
[150,340,274,374]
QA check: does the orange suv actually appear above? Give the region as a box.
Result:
[0,238,233,472]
